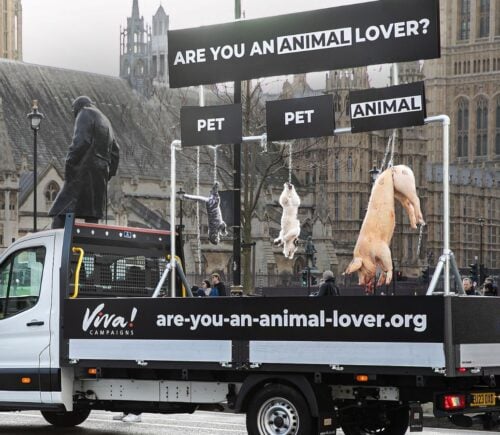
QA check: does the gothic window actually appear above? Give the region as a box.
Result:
[347,155,353,181]
[160,54,165,76]
[9,192,16,211]
[496,97,500,154]
[407,235,413,260]
[347,193,353,219]
[458,0,471,40]
[0,194,4,210]
[478,0,490,37]
[345,95,350,116]
[135,60,145,76]
[457,98,469,157]
[334,193,339,222]
[152,56,158,77]
[334,156,340,182]
[334,94,342,112]
[44,181,59,207]
[476,97,488,156]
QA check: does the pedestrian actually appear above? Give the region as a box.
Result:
[316,270,340,296]
[195,279,219,297]
[211,273,227,297]
[481,276,498,296]
[462,277,478,295]
[49,96,120,229]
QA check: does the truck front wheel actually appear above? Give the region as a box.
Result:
[246,383,312,435]
[41,409,90,427]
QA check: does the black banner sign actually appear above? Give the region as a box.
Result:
[180,104,242,146]
[452,297,500,344]
[266,95,335,141]
[64,296,444,343]
[349,82,427,133]
[168,0,440,88]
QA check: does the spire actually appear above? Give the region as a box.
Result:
[132,0,140,19]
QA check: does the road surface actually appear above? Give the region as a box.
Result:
[0,410,495,434]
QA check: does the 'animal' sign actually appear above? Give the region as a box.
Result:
[168,0,440,88]
[349,82,427,133]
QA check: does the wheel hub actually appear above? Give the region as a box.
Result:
[258,397,299,434]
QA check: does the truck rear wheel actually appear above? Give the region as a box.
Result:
[41,409,90,427]
[246,383,312,435]
[341,405,408,435]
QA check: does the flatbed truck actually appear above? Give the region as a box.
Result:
[0,217,498,434]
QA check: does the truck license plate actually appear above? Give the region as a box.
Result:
[470,392,496,407]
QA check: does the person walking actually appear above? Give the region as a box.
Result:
[316,270,340,296]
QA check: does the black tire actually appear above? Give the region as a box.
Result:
[246,383,312,435]
[341,405,409,435]
[41,409,90,427]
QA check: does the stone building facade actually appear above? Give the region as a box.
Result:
[424,0,500,273]
[0,0,22,60]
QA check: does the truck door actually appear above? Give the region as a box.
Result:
[0,234,54,404]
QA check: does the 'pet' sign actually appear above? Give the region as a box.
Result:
[349,82,427,133]
[266,95,335,141]
[168,0,440,88]
[180,104,242,146]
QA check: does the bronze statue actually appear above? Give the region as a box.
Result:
[49,96,120,228]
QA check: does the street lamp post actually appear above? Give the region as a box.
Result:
[27,100,44,232]
[478,217,484,285]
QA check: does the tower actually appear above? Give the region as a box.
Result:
[0,0,22,60]
[120,0,151,96]
[151,5,169,85]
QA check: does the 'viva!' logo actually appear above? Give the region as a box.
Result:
[82,303,138,337]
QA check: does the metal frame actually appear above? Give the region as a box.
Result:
[169,115,461,297]
[169,135,266,296]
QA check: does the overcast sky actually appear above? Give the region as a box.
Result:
[23,0,388,86]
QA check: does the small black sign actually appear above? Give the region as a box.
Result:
[64,296,444,343]
[266,95,335,141]
[181,104,242,147]
[349,82,427,133]
[168,0,440,88]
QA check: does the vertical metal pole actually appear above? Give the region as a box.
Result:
[33,129,37,232]
[233,0,242,287]
[170,141,179,297]
[442,117,451,295]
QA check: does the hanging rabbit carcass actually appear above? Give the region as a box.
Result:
[274,182,301,259]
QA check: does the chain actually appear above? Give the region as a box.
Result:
[380,130,396,170]
[416,223,426,257]
[209,145,220,184]
[288,142,293,184]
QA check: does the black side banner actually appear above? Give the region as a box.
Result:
[168,0,440,88]
[64,296,444,343]
[180,104,242,146]
[349,82,427,133]
[266,95,335,141]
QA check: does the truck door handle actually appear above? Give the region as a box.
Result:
[26,320,44,327]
